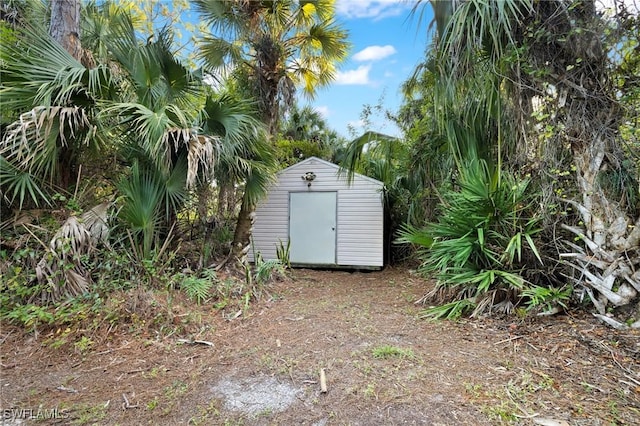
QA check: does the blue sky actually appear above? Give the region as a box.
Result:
[174,0,434,139]
[305,0,434,139]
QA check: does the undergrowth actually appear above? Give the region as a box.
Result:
[0,218,288,341]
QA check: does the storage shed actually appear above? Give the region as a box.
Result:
[248,157,384,269]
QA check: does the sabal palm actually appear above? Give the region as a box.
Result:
[193,0,348,264]
[413,0,640,316]
[0,21,114,207]
[202,91,274,210]
[92,7,270,257]
[282,104,331,143]
[194,0,349,134]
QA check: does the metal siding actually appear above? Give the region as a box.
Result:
[248,191,288,262]
[249,157,384,267]
[336,189,384,266]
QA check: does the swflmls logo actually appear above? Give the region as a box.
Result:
[2,407,70,420]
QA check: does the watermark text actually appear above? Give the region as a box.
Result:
[2,407,70,421]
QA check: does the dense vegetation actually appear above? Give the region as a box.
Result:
[1,0,639,336]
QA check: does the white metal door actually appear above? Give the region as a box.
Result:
[289,192,337,264]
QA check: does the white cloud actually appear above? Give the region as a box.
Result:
[315,106,330,118]
[335,65,372,85]
[353,45,397,62]
[336,0,412,20]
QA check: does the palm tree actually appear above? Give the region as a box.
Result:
[282,104,325,141]
[88,8,266,260]
[0,21,113,207]
[414,0,640,321]
[194,0,349,134]
[2,2,268,257]
[49,0,82,62]
[202,90,275,256]
[194,0,350,264]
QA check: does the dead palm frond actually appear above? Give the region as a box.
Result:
[81,201,111,245]
[0,106,94,179]
[186,134,219,187]
[35,255,90,304]
[33,202,112,303]
[0,21,115,194]
[49,202,112,257]
[50,216,93,256]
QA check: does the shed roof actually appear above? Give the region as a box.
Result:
[278,156,384,187]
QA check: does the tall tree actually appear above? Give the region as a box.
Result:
[50,0,86,188]
[0,6,112,205]
[415,0,640,323]
[194,0,350,264]
[49,0,82,60]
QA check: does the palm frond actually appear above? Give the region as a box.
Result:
[50,216,93,256]
[197,35,243,70]
[340,131,401,184]
[0,25,113,110]
[192,0,248,37]
[117,161,164,257]
[0,157,50,208]
[0,106,93,181]
[81,201,111,245]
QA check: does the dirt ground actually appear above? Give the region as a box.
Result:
[1,268,639,425]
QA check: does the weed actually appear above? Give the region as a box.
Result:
[144,366,166,379]
[363,383,377,399]
[254,258,286,285]
[146,397,159,410]
[608,401,620,420]
[164,380,189,399]
[255,407,273,418]
[522,285,572,312]
[259,354,274,370]
[464,382,483,398]
[73,336,93,354]
[352,359,373,376]
[69,402,108,425]
[276,239,291,268]
[182,271,216,304]
[483,401,517,422]
[371,345,415,359]
[187,400,220,425]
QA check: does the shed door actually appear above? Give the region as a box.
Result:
[289,192,337,264]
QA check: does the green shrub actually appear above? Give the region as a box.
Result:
[399,161,544,318]
[181,269,216,304]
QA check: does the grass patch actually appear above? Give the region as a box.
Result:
[371,344,414,359]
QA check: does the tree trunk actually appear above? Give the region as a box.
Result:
[533,2,640,326]
[49,0,82,189]
[49,0,82,60]
[216,182,237,221]
[561,142,640,328]
[229,192,255,265]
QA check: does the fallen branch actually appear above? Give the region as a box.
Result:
[494,335,524,345]
[0,331,13,345]
[176,339,214,347]
[122,393,138,410]
[593,314,629,330]
[320,368,327,393]
[94,342,132,356]
[624,374,640,386]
